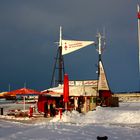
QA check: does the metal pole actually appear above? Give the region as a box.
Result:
[137,5,140,90]
[98,33,102,61]
[23,96,25,111]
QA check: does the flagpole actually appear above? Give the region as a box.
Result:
[59,26,62,47]
[137,4,140,90]
[98,33,102,61]
[58,26,63,85]
[8,84,11,92]
[24,81,26,88]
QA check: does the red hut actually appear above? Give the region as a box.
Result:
[37,88,63,117]
[37,80,98,115]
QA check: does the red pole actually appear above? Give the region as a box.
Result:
[29,106,33,117]
[59,108,62,119]
[63,74,69,110]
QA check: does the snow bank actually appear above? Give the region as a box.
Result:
[50,103,140,125]
[0,102,140,126]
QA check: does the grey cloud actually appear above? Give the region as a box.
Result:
[0,0,139,92]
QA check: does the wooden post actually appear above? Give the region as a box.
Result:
[48,104,50,117]
[65,102,67,111]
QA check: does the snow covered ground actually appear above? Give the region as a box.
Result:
[0,102,140,140]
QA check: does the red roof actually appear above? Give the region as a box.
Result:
[41,90,63,97]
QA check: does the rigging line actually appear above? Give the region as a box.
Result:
[50,47,59,87]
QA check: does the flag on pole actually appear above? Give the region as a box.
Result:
[61,40,94,55]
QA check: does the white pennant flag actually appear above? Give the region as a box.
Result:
[98,61,109,91]
[61,40,94,55]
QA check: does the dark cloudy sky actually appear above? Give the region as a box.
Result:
[0,0,140,92]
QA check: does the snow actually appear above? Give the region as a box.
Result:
[0,102,140,140]
[50,102,140,125]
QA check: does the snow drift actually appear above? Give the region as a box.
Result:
[51,103,140,125]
